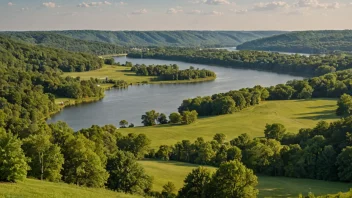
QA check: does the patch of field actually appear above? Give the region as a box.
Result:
[62,65,155,84]
[62,65,215,85]
[0,178,140,198]
[123,99,339,148]
[139,160,352,198]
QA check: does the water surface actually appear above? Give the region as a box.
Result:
[48,57,303,131]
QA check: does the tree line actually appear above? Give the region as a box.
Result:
[151,117,352,183]
[131,64,216,81]
[178,69,352,117]
[128,47,352,76]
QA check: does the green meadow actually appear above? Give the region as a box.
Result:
[139,160,352,198]
[0,179,140,198]
[122,99,339,148]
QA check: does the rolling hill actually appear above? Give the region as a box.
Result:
[237,30,352,54]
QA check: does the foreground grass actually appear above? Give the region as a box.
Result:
[139,160,352,198]
[62,65,215,86]
[123,99,339,148]
[0,179,140,198]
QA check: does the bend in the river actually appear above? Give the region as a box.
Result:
[48,56,303,131]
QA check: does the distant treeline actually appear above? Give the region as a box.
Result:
[0,32,126,55]
[128,48,352,76]
[179,69,352,116]
[131,64,216,81]
[237,30,352,54]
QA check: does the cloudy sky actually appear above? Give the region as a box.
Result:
[0,0,351,31]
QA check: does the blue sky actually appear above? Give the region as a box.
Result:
[1,0,352,30]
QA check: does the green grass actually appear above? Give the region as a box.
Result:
[62,65,215,86]
[122,99,339,148]
[0,178,140,198]
[139,160,352,198]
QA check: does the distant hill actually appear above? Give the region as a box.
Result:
[52,30,284,47]
[0,32,125,55]
[237,30,352,54]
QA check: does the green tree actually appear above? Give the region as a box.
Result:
[178,167,212,198]
[129,123,135,128]
[106,150,152,194]
[162,182,177,197]
[156,145,172,161]
[141,110,160,126]
[227,146,242,161]
[182,110,198,125]
[23,133,64,181]
[119,120,129,128]
[0,128,29,182]
[336,146,352,182]
[117,133,151,159]
[209,160,259,198]
[213,133,227,144]
[63,134,109,187]
[336,94,352,117]
[169,112,182,124]
[316,145,338,181]
[158,113,169,124]
[264,123,286,141]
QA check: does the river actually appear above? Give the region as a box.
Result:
[47,57,304,131]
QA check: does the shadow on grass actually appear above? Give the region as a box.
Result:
[141,159,201,168]
[295,109,337,120]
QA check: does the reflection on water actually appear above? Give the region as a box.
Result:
[48,57,303,131]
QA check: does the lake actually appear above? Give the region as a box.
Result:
[48,57,304,131]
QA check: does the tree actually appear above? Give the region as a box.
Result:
[0,128,29,182]
[62,134,109,187]
[213,133,226,144]
[156,145,172,161]
[212,96,236,115]
[119,120,129,128]
[106,150,153,194]
[23,133,64,181]
[141,110,159,126]
[336,146,352,182]
[209,160,259,198]
[162,182,177,197]
[178,167,212,198]
[336,94,352,117]
[158,113,168,124]
[227,146,242,161]
[169,112,182,124]
[182,110,198,125]
[264,123,286,141]
[117,133,151,159]
[316,145,338,181]
[104,58,115,65]
[129,123,135,128]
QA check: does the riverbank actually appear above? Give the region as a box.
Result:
[99,53,128,58]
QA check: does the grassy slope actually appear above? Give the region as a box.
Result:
[0,179,140,198]
[121,99,338,148]
[139,160,352,198]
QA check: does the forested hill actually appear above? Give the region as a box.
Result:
[236,30,352,54]
[51,30,284,47]
[0,32,125,55]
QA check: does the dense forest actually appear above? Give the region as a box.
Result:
[128,47,352,76]
[131,64,216,81]
[236,30,352,54]
[0,32,126,55]
[52,30,284,47]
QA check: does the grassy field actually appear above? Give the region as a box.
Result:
[121,99,339,148]
[62,65,215,86]
[139,160,352,198]
[0,179,140,198]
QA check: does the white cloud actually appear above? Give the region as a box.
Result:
[297,0,340,9]
[167,7,183,14]
[8,2,14,6]
[77,1,112,8]
[205,0,230,5]
[253,1,290,11]
[43,2,58,8]
[21,7,29,11]
[230,9,248,14]
[187,9,203,14]
[206,10,224,15]
[119,2,127,5]
[131,8,148,15]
